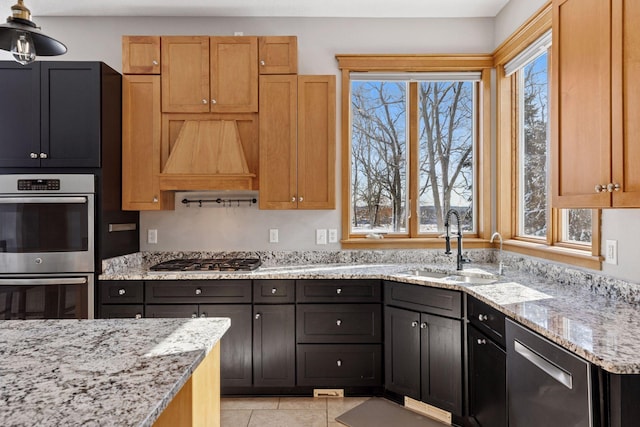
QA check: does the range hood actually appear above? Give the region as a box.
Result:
[159,119,256,191]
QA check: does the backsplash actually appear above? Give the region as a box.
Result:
[102,249,640,305]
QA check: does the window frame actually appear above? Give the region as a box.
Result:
[335,55,493,249]
[494,2,601,269]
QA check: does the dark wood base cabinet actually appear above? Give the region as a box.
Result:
[253,304,295,387]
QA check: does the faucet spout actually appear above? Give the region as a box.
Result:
[445,209,466,271]
[490,231,504,275]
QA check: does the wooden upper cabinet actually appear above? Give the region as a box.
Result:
[258,36,298,74]
[552,0,640,207]
[161,36,258,114]
[259,74,335,210]
[122,75,174,210]
[122,36,161,74]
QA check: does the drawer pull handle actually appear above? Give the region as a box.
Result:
[195,288,202,295]
[135,313,142,319]
[514,340,573,389]
[411,321,418,328]
[336,288,342,295]
[271,288,277,294]
[255,313,261,320]
[336,359,342,367]
[191,313,198,318]
[420,322,427,329]
[152,60,158,65]
[478,314,488,321]
[118,288,126,296]
[336,319,342,326]
[477,338,486,345]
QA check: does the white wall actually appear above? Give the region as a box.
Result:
[493,0,548,48]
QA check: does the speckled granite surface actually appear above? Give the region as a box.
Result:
[99,250,640,375]
[0,318,230,427]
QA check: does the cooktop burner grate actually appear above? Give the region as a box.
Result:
[150,257,262,272]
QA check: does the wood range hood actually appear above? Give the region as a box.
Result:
[158,119,256,191]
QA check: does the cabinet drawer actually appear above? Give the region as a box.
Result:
[145,280,252,303]
[146,304,199,318]
[384,281,462,318]
[253,280,295,303]
[297,344,382,387]
[297,304,381,343]
[100,280,144,304]
[99,304,143,319]
[296,280,381,303]
[467,295,506,347]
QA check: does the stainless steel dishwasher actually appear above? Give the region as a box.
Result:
[506,319,593,427]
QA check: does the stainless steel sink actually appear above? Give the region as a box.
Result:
[402,270,498,284]
[403,270,450,279]
[445,275,497,284]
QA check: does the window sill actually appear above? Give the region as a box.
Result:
[502,239,602,270]
[340,237,492,250]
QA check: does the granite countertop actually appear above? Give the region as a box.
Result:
[0,318,230,427]
[99,253,640,375]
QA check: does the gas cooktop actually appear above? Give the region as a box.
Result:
[149,258,262,272]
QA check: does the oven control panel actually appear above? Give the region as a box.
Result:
[17,179,61,191]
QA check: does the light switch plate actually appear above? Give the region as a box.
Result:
[147,229,158,244]
[605,239,618,265]
[316,229,327,245]
[269,228,279,243]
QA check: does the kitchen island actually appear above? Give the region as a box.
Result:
[0,317,230,427]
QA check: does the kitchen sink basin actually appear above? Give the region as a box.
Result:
[402,269,498,285]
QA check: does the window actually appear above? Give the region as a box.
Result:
[335,55,492,248]
[496,10,600,268]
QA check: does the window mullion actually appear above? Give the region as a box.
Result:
[409,82,419,237]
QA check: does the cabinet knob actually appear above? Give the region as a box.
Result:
[336,319,342,326]
[336,359,342,367]
[40,152,48,159]
[153,196,158,203]
[299,196,304,202]
[191,313,198,318]
[291,196,296,202]
[477,338,487,345]
[30,152,38,159]
[255,313,261,320]
[607,183,621,192]
[202,99,208,104]
[336,288,342,294]
[260,60,266,66]
[478,314,488,321]
[118,288,126,296]
[411,321,418,328]
[195,288,202,295]
[595,184,608,193]
[152,60,158,65]
[200,313,206,318]
[211,99,217,104]
[271,287,277,294]
[420,322,427,329]
[135,313,142,319]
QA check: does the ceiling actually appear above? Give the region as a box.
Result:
[21,0,511,19]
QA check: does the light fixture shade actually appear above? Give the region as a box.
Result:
[0,18,66,56]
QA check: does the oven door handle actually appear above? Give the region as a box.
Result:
[0,197,88,204]
[0,277,88,286]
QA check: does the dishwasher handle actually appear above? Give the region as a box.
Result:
[514,339,573,390]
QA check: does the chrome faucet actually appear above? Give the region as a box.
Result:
[490,231,504,275]
[444,209,468,271]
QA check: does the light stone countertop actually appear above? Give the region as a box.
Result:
[99,253,640,375]
[0,317,230,427]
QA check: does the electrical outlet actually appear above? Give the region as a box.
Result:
[269,228,279,243]
[147,229,158,244]
[605,240,618,265]
[316,229,327,245]
[328,229,338,243]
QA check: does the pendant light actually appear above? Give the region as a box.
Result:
[0,0,66,65]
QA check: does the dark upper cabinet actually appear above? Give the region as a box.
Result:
[0,61,121,168]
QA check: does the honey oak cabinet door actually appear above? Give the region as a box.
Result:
[122,75,173,210]
[258,36,298,74]
[259,74,298,209]
[210,36,258,113]
[297,75,336,209]
[551,0,612,208]
[161,36,210,113]
[122,36,160,74]
[612,0,640,207]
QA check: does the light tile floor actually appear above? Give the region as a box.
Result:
[221,396,370,427]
